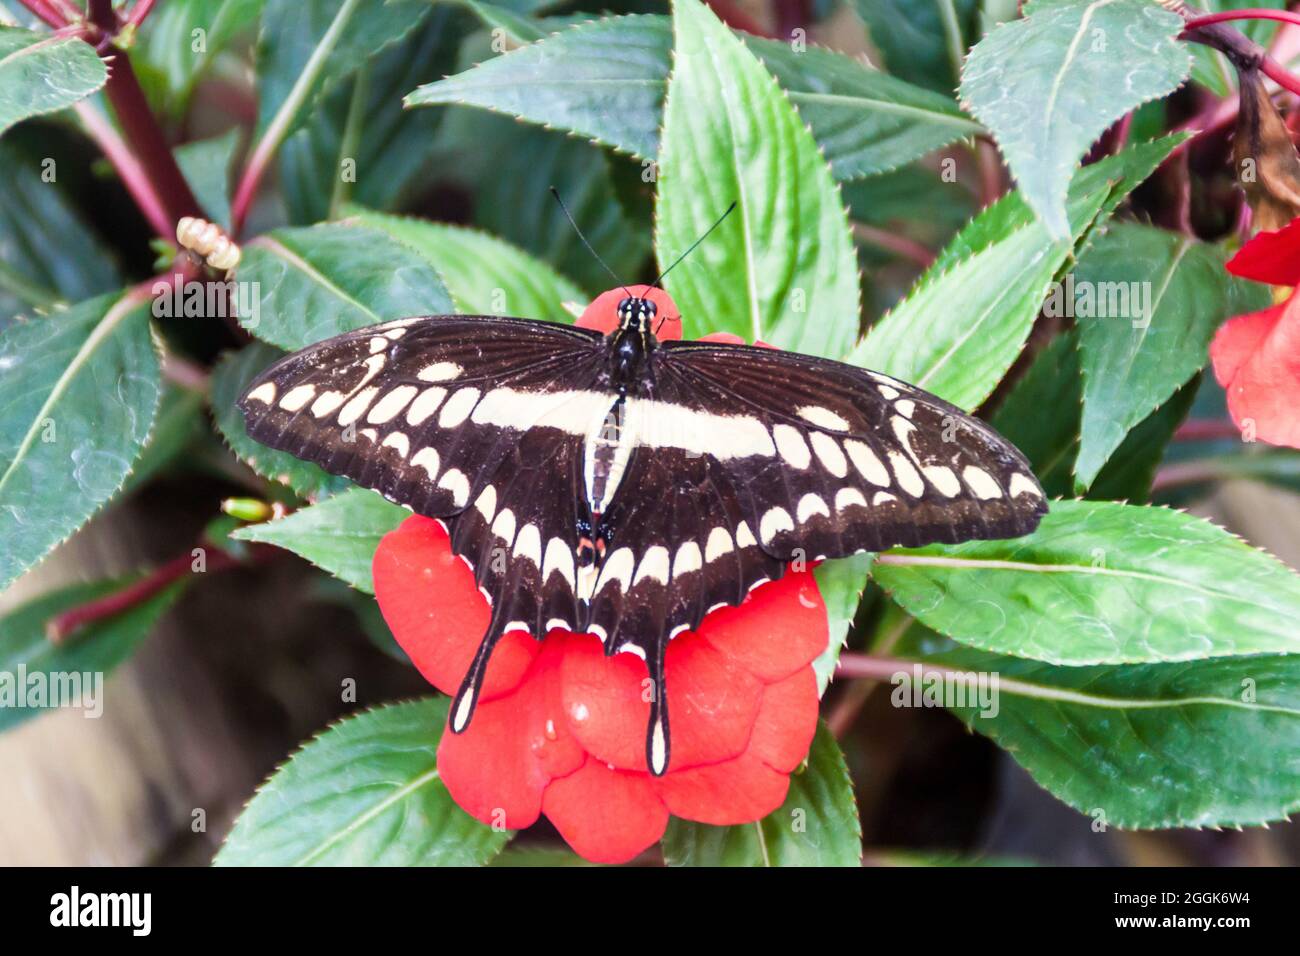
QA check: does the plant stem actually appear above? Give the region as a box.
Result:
[74,101,173,236]
[16,0,67,28]
[851,222,936,268]
[1173,1,1300,97]
[328,65,370,220]
[99,46,203,231]
[230,0,365,235]
[45,548,236,645]
[1184,8,1300,32]
[1173,418,1245,442]
[125,0,157,29]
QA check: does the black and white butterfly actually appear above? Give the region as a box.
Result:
[239,285,1046,775]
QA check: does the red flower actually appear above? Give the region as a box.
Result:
[370,287,827,863]
[1213,219,1300,448]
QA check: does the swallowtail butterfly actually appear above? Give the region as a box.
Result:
[240,283,1046,776]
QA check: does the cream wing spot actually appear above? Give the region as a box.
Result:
[491,508,516,544]
[877,384,899,400]
[963,465,1003,500]
[634,546,671,586]
[835,487,868,511]
[311,390,346,418]
[734,522,757,549]
[895,399,915,419]
[410,447,440,478]
[473,485,497,522]
[797,405,851,431]
[369,336,388,354]
[406,387,447,425]
[338,386,379,426]
[542,537,575,587]
[705,527,733,562]
[672,541,703,577]
[759,507,795,544]
[1009,473,1043,498]
[381,432,410,458]
[889,451,925,498]
[810,432,848,477]
[278,384,315,411]
[598,548,636,594]
[246,382,276,404]
[513,523,542,566]
[772,424,811,469]
[844,439,891,487]
[418,361,462,382]
[438,387,481,428]
[796,493,830,523]
[367,385,418,424]
[872,491,897,505]
[923,465,961,497]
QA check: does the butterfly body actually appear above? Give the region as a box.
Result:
[239,284,1046,775]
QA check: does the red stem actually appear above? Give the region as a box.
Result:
[1173,418,1245,442]
[125,0,157,29]
[1184,9,1300,32]
[16,0,68,28]
[75,102,173,236]
[45,548,237,645]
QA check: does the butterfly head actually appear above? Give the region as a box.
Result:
[577,284,682,341]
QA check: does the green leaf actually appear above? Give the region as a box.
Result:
[119,384,207,497]
[990,330,1081,497]
[656,0,858,357]
[661,722,861,866]
[0,292,161,590]
[0,141,119,324]
[134,0,263,117]
[0,577,187,734]
[1072,223,1268,489]
[210,343,354,499]
[215,698,509,865]
[489,846,600,866]
[873,499,1300,665]
[406,14,981,182]
[255,0,430,140]
[0,27,108,136]
[174,127,241,229]
[232,488,407,592]
[278,8,464,224]
[959,0,1190,237]
[436,109,649,295]
[849,194,1104,409]
[344,207,586,323]
[236,223,453,350]
[850,0,977,94]
[1087,376,1198,503]
[896,618,1300,828]
[812,554,873,694]
[849,136,1185,409]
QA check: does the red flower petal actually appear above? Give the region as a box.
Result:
[541,756,669,864]
[437,637,584,829]
[373,516,537,700]
[747,667,820,773]
[577,284,683,340]
[652,749,791,825]
[1226,217,1300,285]
[1210,296,1300,448]
[699,569,828,683]
[560,628,764,771]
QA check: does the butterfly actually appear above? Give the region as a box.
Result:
[238,278,1047,776]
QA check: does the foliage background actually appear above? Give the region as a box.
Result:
[2,0,1300,865]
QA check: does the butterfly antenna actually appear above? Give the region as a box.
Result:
[651,201,737,289]
[549,186,632,295]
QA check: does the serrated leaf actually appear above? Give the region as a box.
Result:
[406,14,981,183]
[849,192,1104,409]
[812,554,873,694]
[656,0,858,357]
[210,343,353,499]
[895,617,1300,828]
[0,577,186,734]
[255,0,430,141]
[279,8,464,224]
[344,207,585,323]
[850,0,978,94]
[436,108,649,295]
[661,722,861,866]
[1086,376,1198,503]
[236,223,452,350]
[215,698,509,865]
[232,488,407,592]
[174,127,241,229]
[0,141,118,325]
[119,384,207,497]
[959,0,1190,238]
[0,27,108,137]
[873,499,1300,665]
[1072,223,1269,489]
[0,292,161,590]
[990,330,1081,497]
[1188,0,1282,96]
